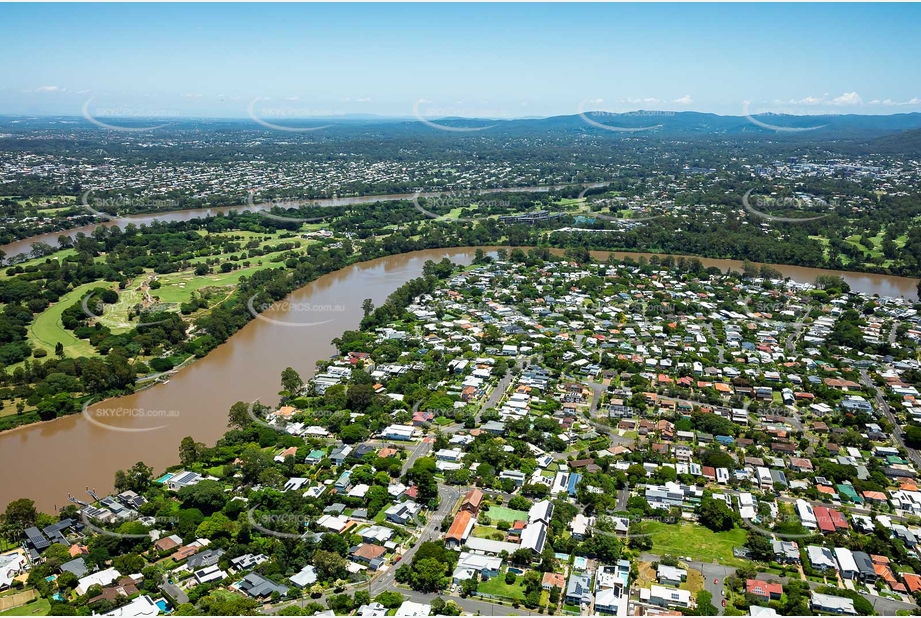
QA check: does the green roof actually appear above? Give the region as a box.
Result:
[836,483,864,503]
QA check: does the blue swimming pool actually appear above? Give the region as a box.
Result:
[155,599,171,614]
[155,473,175,484]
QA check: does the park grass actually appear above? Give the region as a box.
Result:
[28,282,102,358]
[485,505,529,524]
[0,596,49,616]
[637,521,748,568]
[477,568,527,600]
[472,526,506,541]
[151,266,268,305]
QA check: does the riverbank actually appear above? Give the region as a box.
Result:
[0,182,607,262]
[0,245,917,511]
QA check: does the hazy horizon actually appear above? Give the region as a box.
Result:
[2,3,920,120]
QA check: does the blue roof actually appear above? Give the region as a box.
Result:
[567,472,582,496]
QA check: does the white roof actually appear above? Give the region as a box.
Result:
[396,601,432,616]
[104,595,158,617]
[291,565,318,587]
[76,567,121,595]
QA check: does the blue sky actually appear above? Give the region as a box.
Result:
[2,3,920,119]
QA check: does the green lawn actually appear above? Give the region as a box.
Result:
[28,282,103,358]
[477,569,527,600]
[0,597,49,616]
[485,506,529,524]
[637,522,748,567]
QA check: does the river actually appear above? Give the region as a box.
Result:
[0,183,606,262]
[0,247,916,512]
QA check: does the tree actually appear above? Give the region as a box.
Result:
[239,445,272,483]
[313,550,348,582]
[1,498,37,541]
[228,401,252,429]
[745,531,774,562]
[362,299,375,318]
[374,591,404,609]
[280,367,303,395]
[583,533,622,563]
[409,557,447,592]
[697,497,736,532]
[460,575,478,598]
[178,480,227,514]
[695,590,718,616]
[179,436,204,467]
[113,462,153,494]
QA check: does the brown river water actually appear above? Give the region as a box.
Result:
[0,247,916,512]
[0,184,604,262]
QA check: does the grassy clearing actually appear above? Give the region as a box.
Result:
[0,595,48,616]
[683,568,705,593]
[638,521,748,567]
[485,506,529,523]
[28,282,103,358]
[472,526,506,541]
[477,568,527,600]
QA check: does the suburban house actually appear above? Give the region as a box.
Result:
[565,573,593,606]
[746,580,783,603]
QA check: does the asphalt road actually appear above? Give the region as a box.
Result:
[859,368,921,469]
[370,484,462,596]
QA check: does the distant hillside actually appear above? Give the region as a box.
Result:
[862,127,921,155]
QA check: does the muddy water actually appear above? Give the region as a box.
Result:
[0,246,915,512]
[0,248,481,512]
[0,183,605,262]
[581,250,919,301]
